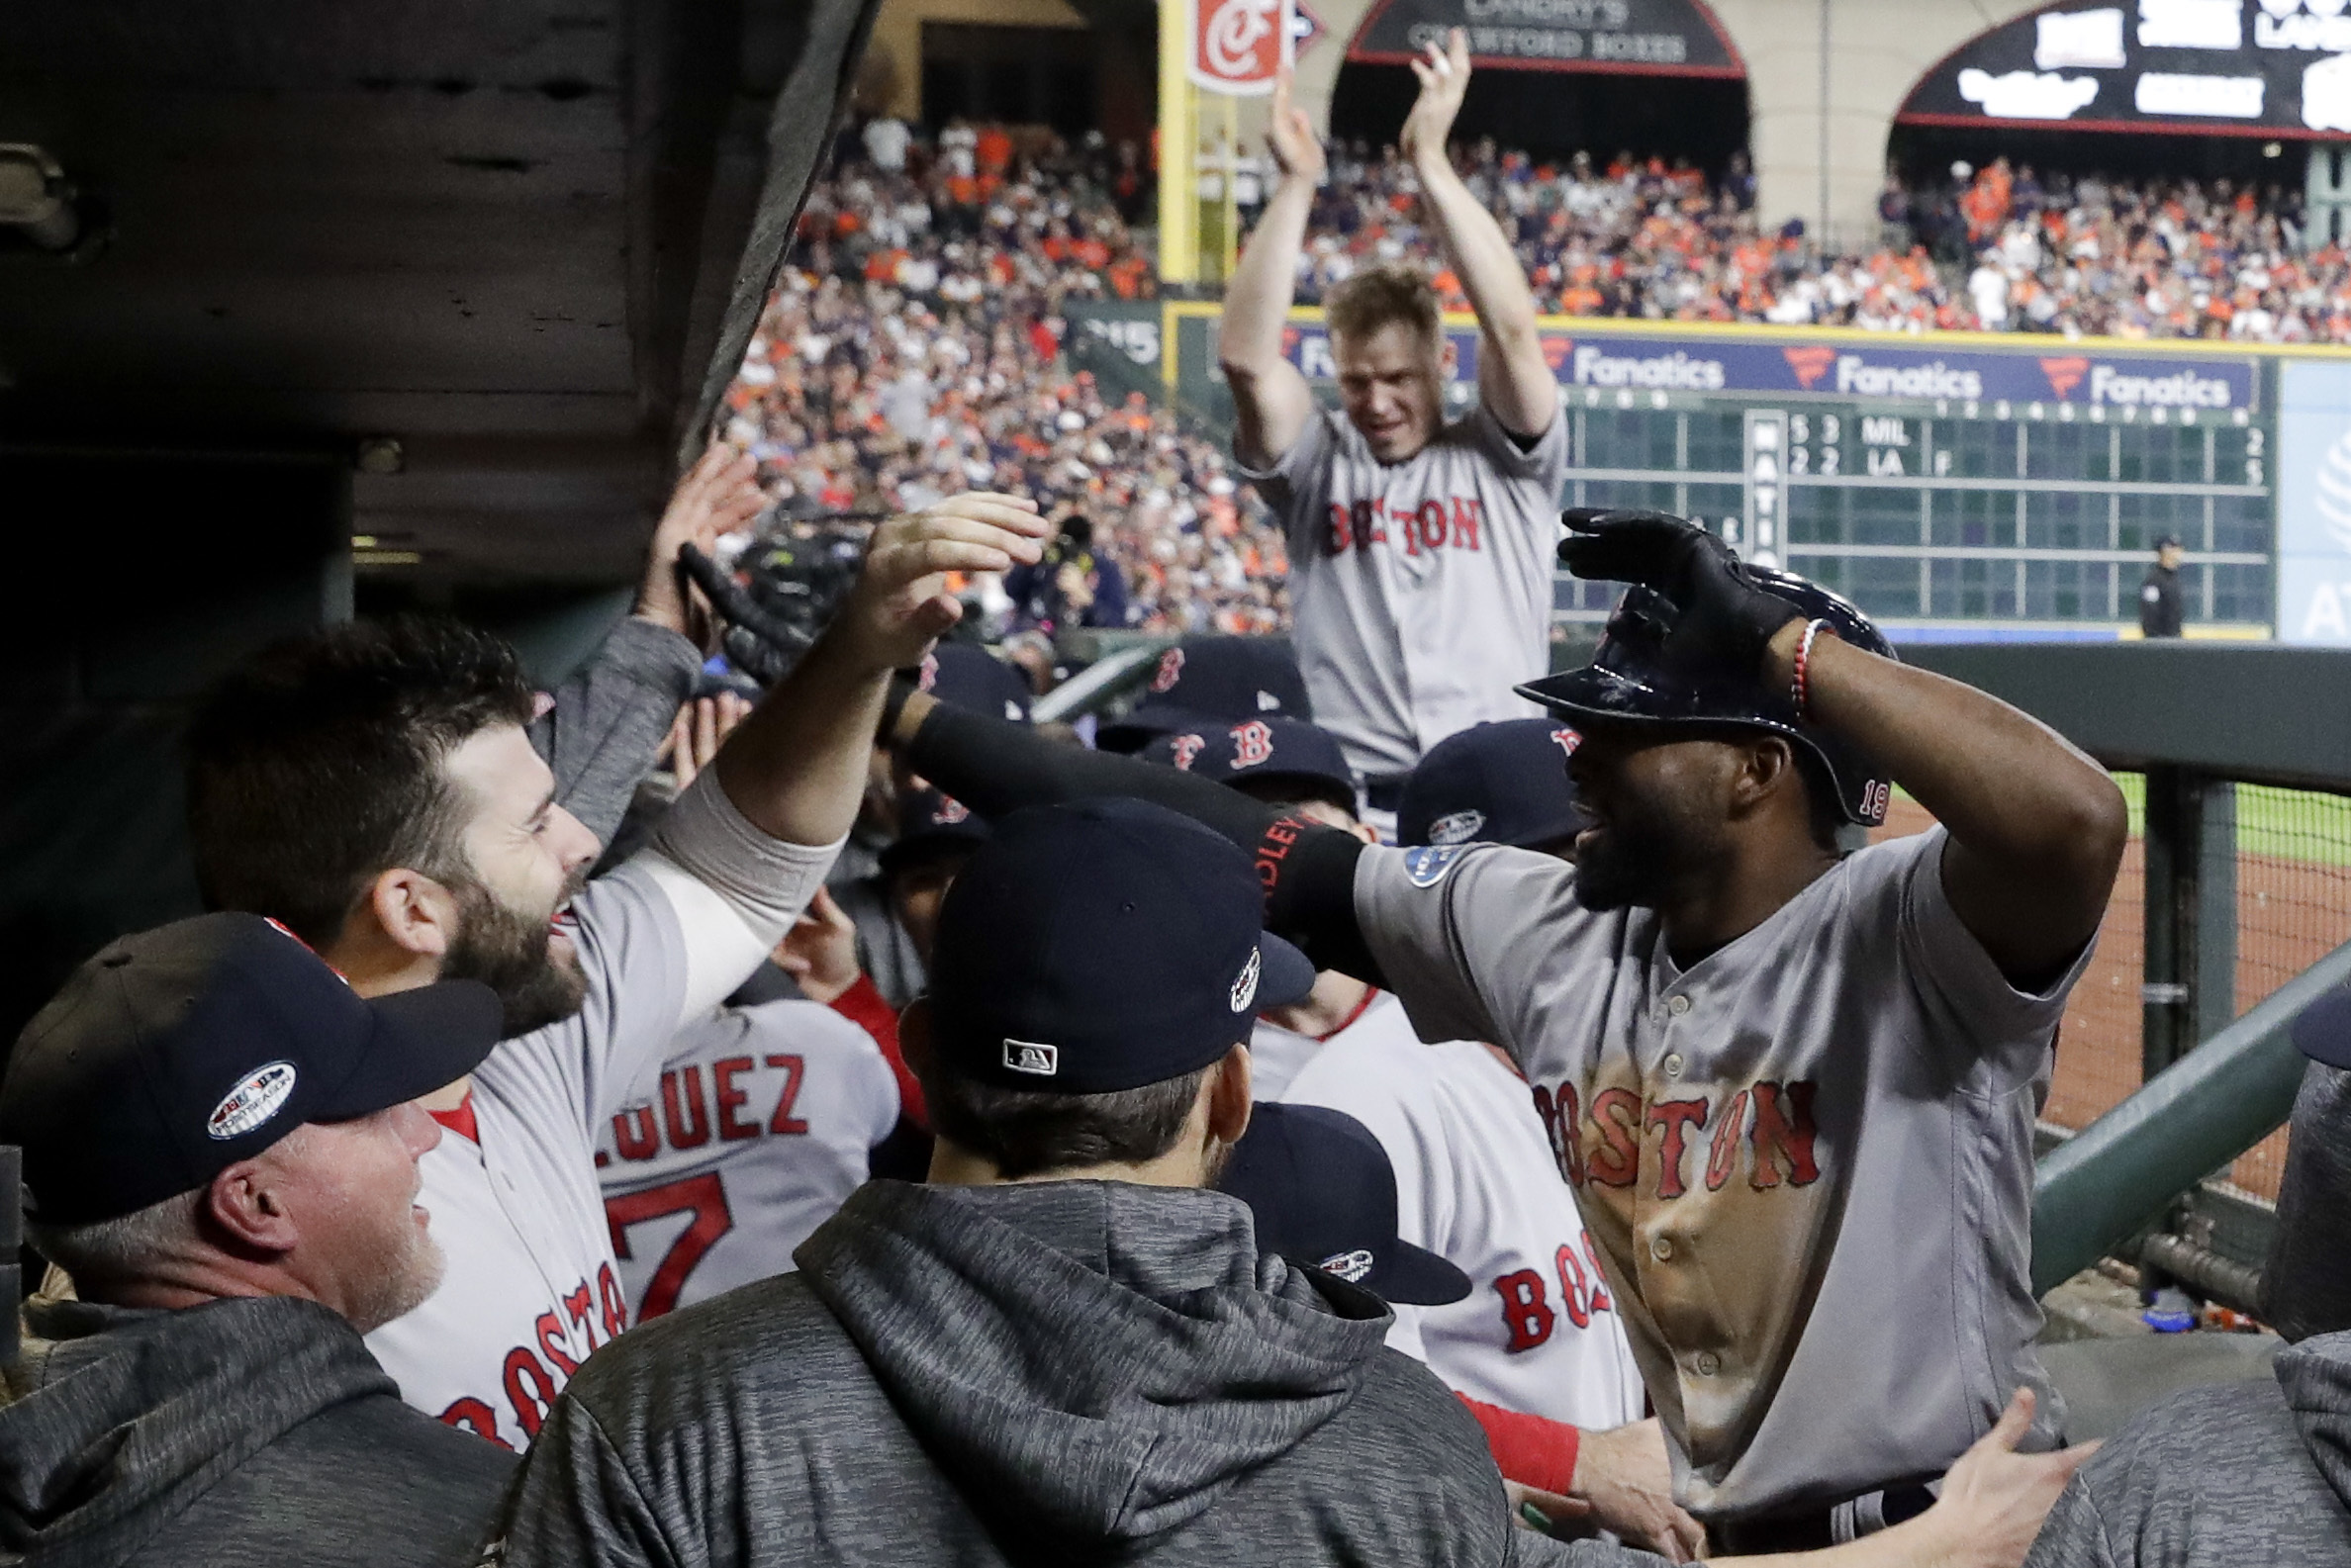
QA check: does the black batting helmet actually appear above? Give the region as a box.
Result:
[1516,570,1898,827]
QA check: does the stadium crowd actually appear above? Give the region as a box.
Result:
[723,122,1288,639]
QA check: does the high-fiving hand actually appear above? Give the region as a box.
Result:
[838,493,1048,675]
[1399,29,1471,167]
[637,443,769,638]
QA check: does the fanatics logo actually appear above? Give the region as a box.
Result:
[208,1061,298,1141]
[1319,1247,1375,1283]
[1429,809,1485,846]
[1230,948,1262,1013]
[1002,1040,1060,1076]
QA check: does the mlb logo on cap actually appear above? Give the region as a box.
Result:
[1002,1041,1060,1077]
[925,799,1316,1094]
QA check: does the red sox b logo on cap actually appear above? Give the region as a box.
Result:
[1151,647,1185,693]
[1230,720,1273,768]
[1170,734,1206,771]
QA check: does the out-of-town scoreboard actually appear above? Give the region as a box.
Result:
[1150,306,2282,638]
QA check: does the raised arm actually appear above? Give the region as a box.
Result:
[532,444,767,845]
[1399,30,1555,439]
[1764,616,2125,989]
[1218,67,1321,471]
[712,494,1047,848]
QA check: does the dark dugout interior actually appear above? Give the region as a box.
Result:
[1329,61,1750,176]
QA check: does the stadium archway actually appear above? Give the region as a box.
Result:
[1328,0,1748,172]
[1890,2,2345,192]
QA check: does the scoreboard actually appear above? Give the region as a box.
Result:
[1157,307,2281,639]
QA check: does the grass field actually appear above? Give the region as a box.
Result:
[1902,776,2351,866]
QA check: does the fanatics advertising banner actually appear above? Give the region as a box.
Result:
[1275,321,2265,410]
[1347,0,1741,76]
[1901,0,2351,138]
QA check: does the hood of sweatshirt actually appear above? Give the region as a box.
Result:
[2283,1327,2351,1514]
[794,1179,1392,1547]
[0,1295,394,1568]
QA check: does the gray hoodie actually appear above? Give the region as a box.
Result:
[483,1178,1637,1567]
[2023,1327,2351,1566]
[0,1296,513,1568]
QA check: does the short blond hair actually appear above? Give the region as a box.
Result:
[1325,264,1441,352]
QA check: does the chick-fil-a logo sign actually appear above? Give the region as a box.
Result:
[1192,0,1290,93]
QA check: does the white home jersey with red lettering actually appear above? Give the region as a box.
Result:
[1258,990,1646,1430]
[364,775,837,1452]
[1235,403,1567,779]
[597,999,899,1320]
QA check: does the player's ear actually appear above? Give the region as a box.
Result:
[1731,736,1798,819]
[1205,1042,1254,1150]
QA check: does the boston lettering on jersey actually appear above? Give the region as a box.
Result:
[1528,1078,1822,1198]
[1324,496,1487,558]
[1493,1231,1617,1353]
[438,1261,628,1449]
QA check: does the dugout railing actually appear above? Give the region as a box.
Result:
[1904,640,2351,1312]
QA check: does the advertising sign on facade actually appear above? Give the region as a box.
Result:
[1278,322,2263,411]
[1902,0,2351,137]
[2278,359,2351,642]
[1191,0,1292,94]
[1347,0,1741,77]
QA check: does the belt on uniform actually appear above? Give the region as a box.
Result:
[1709,1483,1938,1555]
[1364,774,1411,813]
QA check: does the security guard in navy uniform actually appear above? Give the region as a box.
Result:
[2138,535,2185,639]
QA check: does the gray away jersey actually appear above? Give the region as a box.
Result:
[1236,403,1568,779]
[1355,827,2088,1522]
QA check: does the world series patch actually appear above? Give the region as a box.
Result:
[1402,845,1466,888]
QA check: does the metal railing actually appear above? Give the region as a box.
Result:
[1905,641,2351,1309]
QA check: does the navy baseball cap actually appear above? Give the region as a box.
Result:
[2,913,504,1225]
[879,786,991,879]
[1219,1103,1469,1307]
[1139,717,1358,811]
[1099,636,1312,752]
[1398,720,1585,852]
[925,798,1316,1093]
[2294,985,2351,1069]
[922,642,1032,724]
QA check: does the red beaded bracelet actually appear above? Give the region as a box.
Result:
[1792,618,1831,722]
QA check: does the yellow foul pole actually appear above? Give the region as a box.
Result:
[1157,0,1197,285]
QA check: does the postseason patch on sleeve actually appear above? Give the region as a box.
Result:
[1401,845,1466,888]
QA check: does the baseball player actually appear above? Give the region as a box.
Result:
[1221,31,1564,807]
[596,994,901,1321]
[186,494,1048,1449]
[1140,715,1690,1558]
[883,509,2122,1548]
